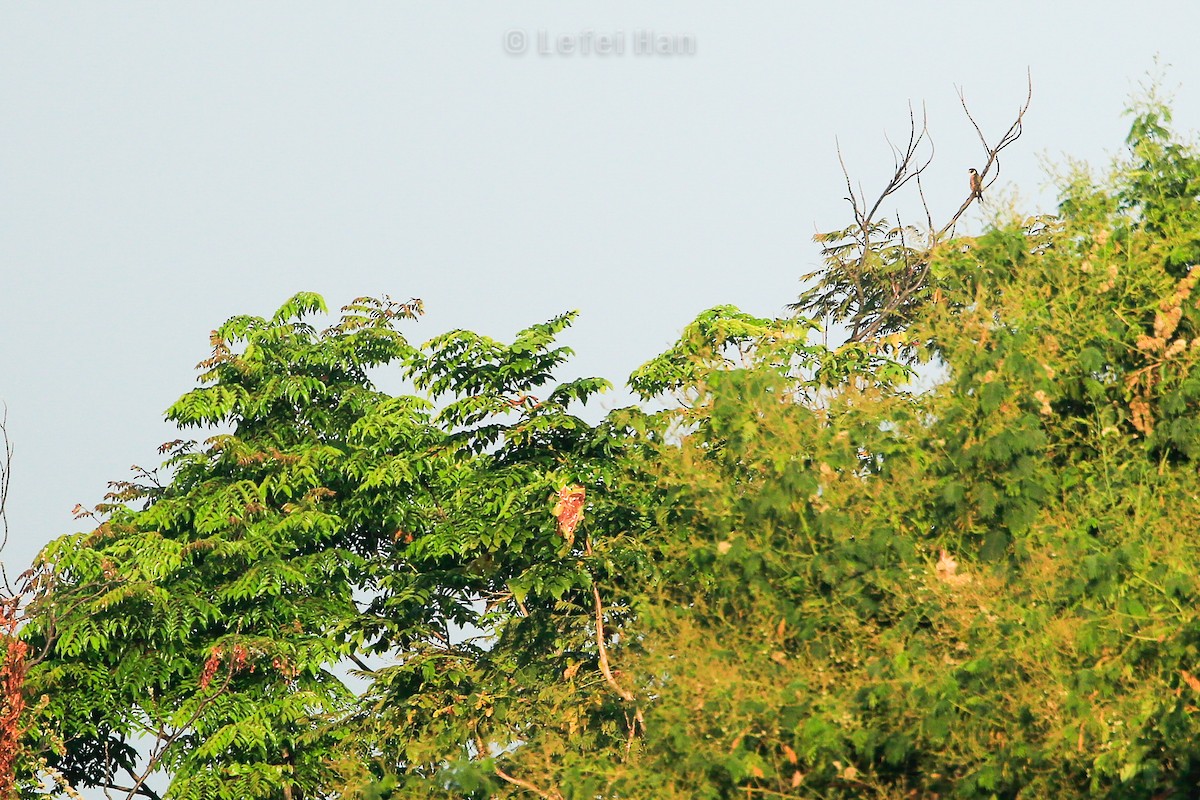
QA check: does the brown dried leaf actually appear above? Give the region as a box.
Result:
[552,485,586,545]
[936,549,972,586]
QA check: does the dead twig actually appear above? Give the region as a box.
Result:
[938,68,1033,239]
[802,72,1033,344]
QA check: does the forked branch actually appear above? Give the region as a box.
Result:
[828,104,935,339]
[795,73,1033,343]
[937,69,1033,238]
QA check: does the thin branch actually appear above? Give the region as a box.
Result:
[95,780,162,800]
[493,765,564,800]
[583,532,646,742]
[939,69,1033,238]
[864,102,932,223]
[590,584,633,704]
[478,736,563,800]
[120,660,238,800]
[41,761,86,800]
[0,406,13,596]
[590,582,646,741]
[835,138,861,225]
[958,83,992,153]
[827,74,1033,342]
[826,103,934,339]
[916,173,934,237]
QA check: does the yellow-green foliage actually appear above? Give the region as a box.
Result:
[583,98,1200,799]
[14,97,1200,800]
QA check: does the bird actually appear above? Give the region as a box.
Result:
[968,168,984,201]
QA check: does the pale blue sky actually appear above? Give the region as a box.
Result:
[3,2,1200,575]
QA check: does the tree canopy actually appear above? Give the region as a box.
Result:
[6,91,1200,799]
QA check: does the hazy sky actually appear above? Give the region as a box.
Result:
[3,2,1200,574]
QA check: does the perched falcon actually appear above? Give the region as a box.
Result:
[968,168,984,201]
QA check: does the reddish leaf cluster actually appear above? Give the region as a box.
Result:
[271,657,300,682]
[552,485,586,543]
[0,602,28,799]
[199,644,254,690]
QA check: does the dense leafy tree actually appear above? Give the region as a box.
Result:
[597,94,1200,798]
[11,293,627,799]
[6,91,1200,800]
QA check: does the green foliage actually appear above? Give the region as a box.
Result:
[592,92,1200,799]
[16,293,622,799]
[13,89,1200,800]
[793,218,931,340]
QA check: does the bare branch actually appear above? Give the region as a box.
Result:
[796,75,1033,343]
[590,581,646,742]
[583,531,646,743]
[916,173,934,235]
[957,83,992,153]
[864,102,933,223]
[347,653,373,673]
[835,138,860,224]
[94,779,162,800]
[0,407,13,596]
[479,734,564,800]
[822,104,937,340]
[937,71,1031,240]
